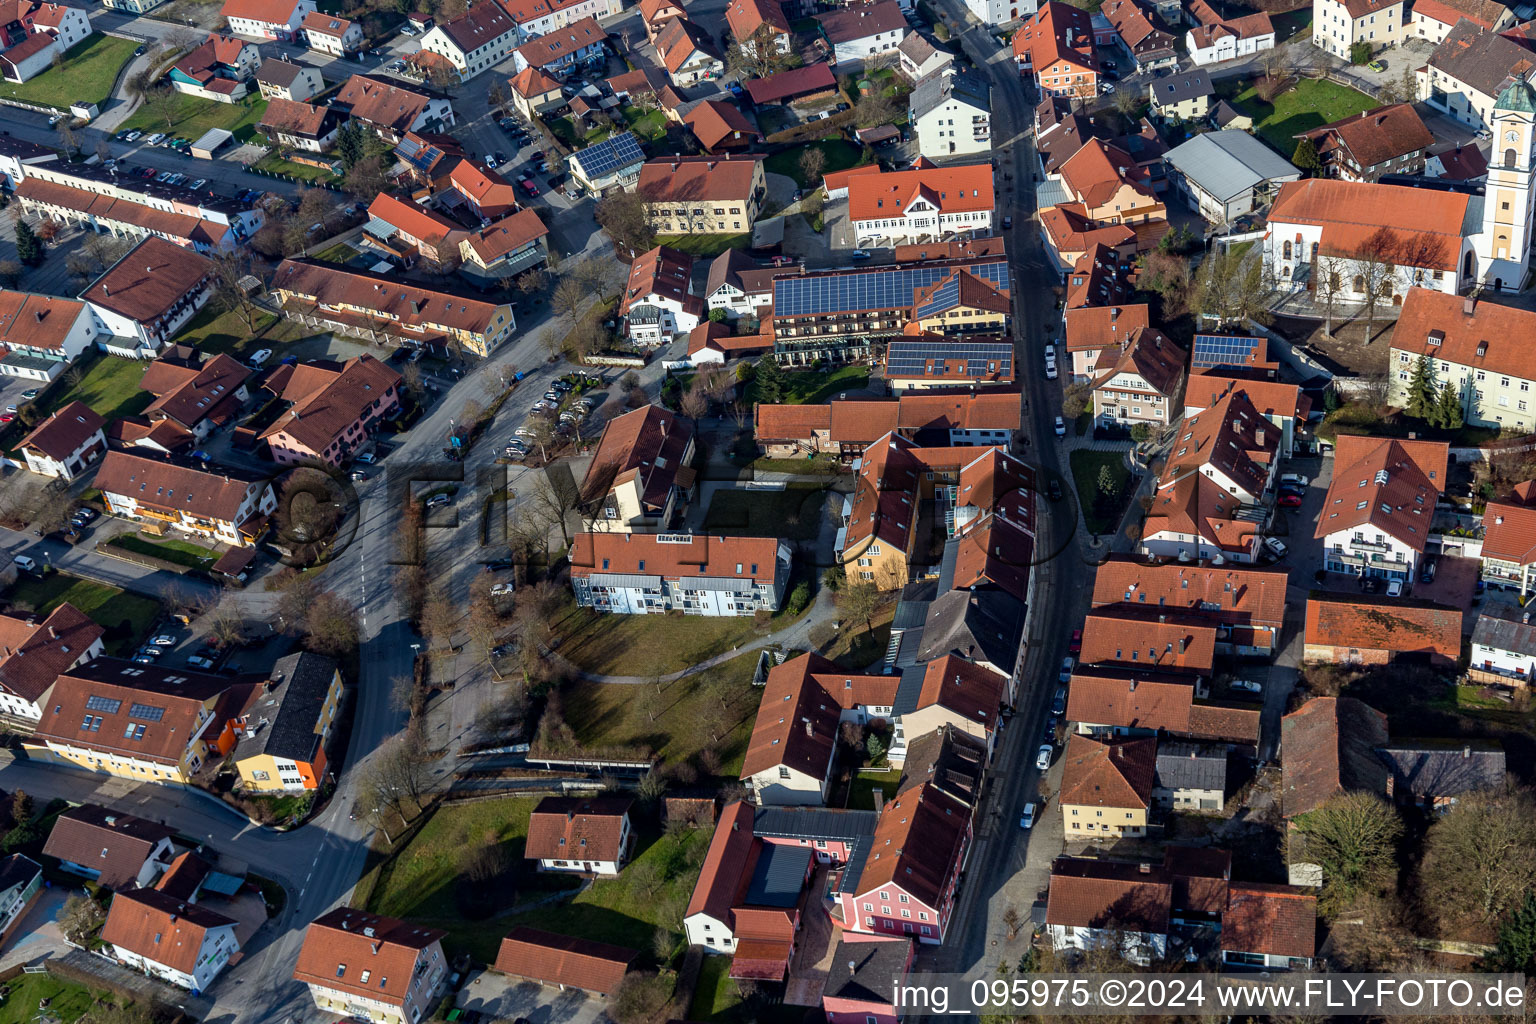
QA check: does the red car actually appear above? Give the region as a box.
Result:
[520,179,539,196]
[1278,491,1304,508]
[1069,629,1082,654]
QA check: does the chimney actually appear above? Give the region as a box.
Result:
[103,285,109,296]
[802,716,813,738]
[848,961,857,974]
[1465,294,1477,315]
[1462,745,1471,759]
[34,311,44,323]
[1255,427,1265,446]
[48,627,56,639]
[1138,862,1151,874]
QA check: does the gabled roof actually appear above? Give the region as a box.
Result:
[1394,287,1536,388]
[233,651,338,764]
[853,783,968,908]
[1100,0,1174,55]
[333,74,439,132]
[433,1,516,53]
[1150,69,1212,105]
[1059,733,1156,808]
[1013,1,1097,75]
[638,154,763,202]
[514,15,606,68]
[817,0,906,43]
[1046,856,1171,933]
[1473,596,1536,649]
[80,237,216,326]
[1376,741,1506,800]
[570,532,783,584]
[525,796,634,863]
[1162,387,1279,498]
[684,99,758,150]
[1426,18,1535,100]
[1091,326,1186,398]
[272,260,504,335]
[1078,609,1217,673]
[220,0,303,25]
[17,401,103,462]
[1183,373,1310,424]
[102,887,235,974]
[580,404,695,511]
[910,69,990,122]
[294,909,445,1007]
[0,602,102,704]
[1090,554,1287,628]
[367,192,463,243]
[261,97,333,138]
[1298,103,1433,170]
[896,654,1006,727]
[1063,302,1149,353]
[897,723,986,804]
[95,450,264,524]
[1314,433,1446,550]
[1060,139,1154,208]
[1303,596,1462,661]
[448,157,521,210]
[461,208,550,263]
[142,352,250,430]
[742,653,898,780]
[509,64,561,98]
[255,57,313,88]
[686,801,756,923]
[745,62,838,104]
[1222,883,1317,958]
[621,244,693,317]
[725,0,790,42]
[1413,0,1508,28]
[1267,178,1468,271]
[42,805,176,890]
[301,9,355,35]
[1280,696,1390,817]
[823,937,912,1006]
[656,17,721,73]
[1154,740,1226,792]
[258,354,402,455]
[492,928,636,994]
[1039,202,1136,255]
[1163,129,1300,203]
[848,163,994,222]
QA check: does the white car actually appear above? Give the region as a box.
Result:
[146,133,166,146]
[1231,679,1263,694]
[1263,536,1288,559]
[490,582,515,596]
[248,348,273,367]
[151,634,177,647]
[1053,416,1066,437]
[187,655,216,669]
[1036,744,1053,771]
[1386,579,1403,597]
[1020,802,1037,829]
[124,130,142,142]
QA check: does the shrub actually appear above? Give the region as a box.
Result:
[786,580,811,615]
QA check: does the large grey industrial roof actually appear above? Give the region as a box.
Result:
[1164,129,1300,203]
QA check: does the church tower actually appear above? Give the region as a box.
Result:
[1479,77,1536,288]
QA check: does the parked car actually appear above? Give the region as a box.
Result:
[850,249,872,261]
[1059,656,1074,682]
[355,451,377,464]
[1263,536,1288,558]
[1386,579,1403,597]
[1279,472,1307,488]
[1019,802,1037,829]
[1367,58,1387,72]
[1052,686,1066,714]
[1277,491,1303,508]
[151,634,177,647]
[20,388,38,400]
[520,179,539,196]
[139,646,164,658]
[425,493,451,509]
[187,655,216,669]
[1053,416,1066,437]
[248,348,273,367]
[1047,479,1063,502]
[490,582,515,596]
[190,178,207,190]
[1421,558,1437,584]
[1230,679,1262,694]
[1035,744,1053,770]
[1042,717,1057,740]
[1069,629,1082,653]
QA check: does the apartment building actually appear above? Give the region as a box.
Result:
[16,402,106,481]
[254,57,325,101]
[419,2,518,78]
[846,163,994,248]
[232,651,342,792]
[1060,734,1156,838]
[81,237,218,356]
[1296,103,1434,182]
[333,74,455,142]
[0,602,104,723]
[1013,2,1099,99]
[816,0,907,71]
[569,532,793,616]
[1389,288,1536,432]
[580,405,697,533]
[1090,327,1187,428]
[1311,0,1404,59]
[104,887,239,991]
[220,0,315,40]
[912,70,991,159]
[1315,434,1447,582]
[95,450,276,548]
[294,909,448,1024]
[638,154,767,234]
[0,290,96,382]
[302,10,363,55]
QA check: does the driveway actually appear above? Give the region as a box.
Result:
[456,969,612,1024]
[0,888,68,969]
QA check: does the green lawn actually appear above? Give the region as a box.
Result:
[703,483,835,542]
[764,140,866,187]
[849,768,899,809]
[121,92,269,144]
[0,34,137,107]
[748,364,869,405]
[170,305,311,357]
[690,955,741,1021]
[1231,77,1374,156]
[623,105,668,141]
[654,233,751,257]
[1070,448,1132,535]
[562,652,762,773]
[4,574,161,656]
[252,149,341,182]
[0,971,123,1024]
[311,241,360,264]
[42,356,151,421]
[108,533,220,569]
[551,597,765,677]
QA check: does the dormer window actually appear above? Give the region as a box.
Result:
[1426,330,1443,347]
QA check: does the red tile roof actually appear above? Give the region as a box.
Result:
[448,158,521,213]
[1012,1,1097,75]
[684,99,758,151]
[492,928,636,994]
[1063,302,1149,354]
[726,0,790,42]
[742,653,898,780]
[1223,882,1317,959]
[914,655,1006,729]
[102,887,235,974]
[294,909,445,1007]
[570,532,782,584]
[461,208,549,263]
[220,0,304,25]
[1060,139,1154,208]
[524,796,633,863]
[334,74,438,132]
[1413,0,1508,29]
[1315,433,1446,550]
[513,16,606,69]
[271,260,505,335]
[0,290,87,352]
[1303,596,1462,661]
[952,511,1033,601]
[1163,387,1279,499]
[79,237,217,325]
[509,64,561,98]
[1298,103,1433,170]
[258,354,402,458]
[1483,485,1536,565]
[434,1,515,52]
[638,154,763,203]
[1091,555,1287,631]
[41,805,175,890]
[95,450,265,524]
[301,10,354,35]
[17,401,103,463]
[1143,473,1261,556]
[656,16,719,72]
[620,245,694,317]
[1060,733,1156,809]
[0,602,102,704]
[847,164,994,223]
[142,353,250,430]
[1268,179,1468,271]
[580,404,695,510]
[1394,288,1536,388]
[1279,696,1390,817]
[1183,373,1310,424]
[1039,202,1137,257]
[685,801,755,923]
[1091,326,1186,399]
[367,192,463,244]
[261,97,332,138]
[1046,857,1171,932]
[1078,609,1217,673]
[853,783,969,909]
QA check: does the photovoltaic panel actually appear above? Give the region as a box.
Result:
[915,274,961,320]
[1191,333,1260,370]
[774,260,1009,318]
[574,131,643,179]
[886,340,1014,377]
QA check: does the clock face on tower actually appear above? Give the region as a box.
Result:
[1508,130,1521,143]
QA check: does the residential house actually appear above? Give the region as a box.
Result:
[138,350,250,441]
[1183,374,1310,456]
[1152,740,1226,811]
[16,401,105,481]
[232,651,342,793]
[42,806,177,890]
[220,0,316,40]
[332,74,455,143]
[1067,673,1261,749]
[15,175,242,255]
[25,658,253,785]
[260,97,340,151]
[1090,554,1288,657]
[1470,599,1536,682]
[1297,104,1434,181]
[741,654,899,804]
[912,70,991,159]
[1221,883,1318,969]
[1059,139,1166,228]
[0,290,96,382]
[524,796,635,875]
[1378,741,1506,808]
[1013,2,1099,99]
[511,16,607,76]
[1315,433,1447,582]
[639,0,686,45]
[419,2,518,78]
[744,61,839,105]
[1045,857,1172,964]
[962,0,1036,26]
[1100,0,1177,71]
[1163,129,1301,223]
[103,887,239,992]
[0,134,56,190]
[254,57,325,101]
[80,238,217,357]
[258,354,403,466]
[639,154,767,234]
[1064,302,1149,379]
[0,602,103,724]
[655,18,723,85]
[580,405,696,532]
[897,32,953,83]
[847,163,995,248]
[1090,326,1187,428]
[884,336,1015,391]
[755,390,1020,457]
[839,783,970,943]
[1390,288,1536,433]
[895,724,987,805]
[1279,696,1390,818]
[1425,140,1489,181]
[705,247,797,318]
[508,65,563,118]
[1066,243,1135,310]
[0,856,41,944]
[1411,0,1512,42]
[1148,68,1213,121]
[95,450,275,547]
[293,909,448,1024]
[102,0,168,15]
[1211,98,1253,130]
[1415,19,1535,130]
[1311,0,1405,60]
[271,259,515,357]
[1303,595,1462,668]
[301,10,363,55]
[457,208,550,285]
[684,100,759,153]
[1038,203,1137,270]
[491,928,636,994]
[1185,0,1273,65]
[726,0,792,54]
[822,937,914,1024]
[1480,484,1536,595]
[890,655,1008,762]
[683,321,774,365]
[1078,609,1217,679]
[169,34,262,103]
[568,131,646,194]
[817,0,908,71]
[569,532,793,615]
[444,158,521,220]
[619,245,701,346]
[0,0,90,83]
[500,0,621,38]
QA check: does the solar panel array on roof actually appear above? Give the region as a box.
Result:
[1191,333,1260,370]
[915,274,961,320]
[574,131,644,180]
[886,340,1014,378]
[774,261,1009,317]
